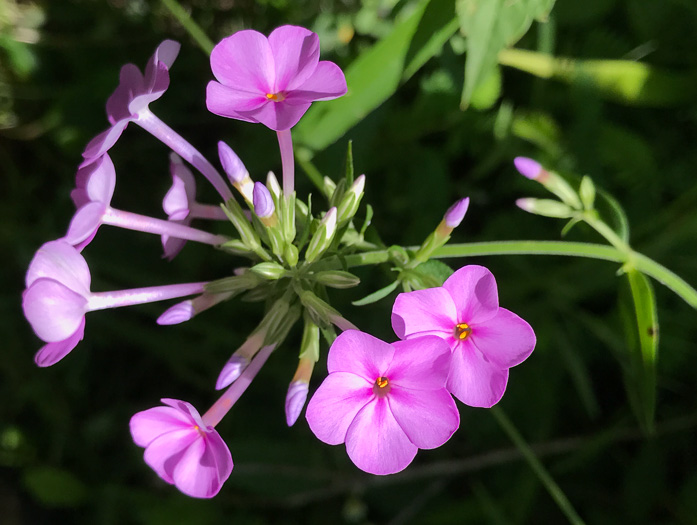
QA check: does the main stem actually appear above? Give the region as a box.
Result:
[277,129,295,196]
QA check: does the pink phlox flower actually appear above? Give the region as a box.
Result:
[391,265,536,408]
[65,154,116,250]
[82,40,180,164]
[305,330,459,475]
[206,25,347,131]
[161,153,197,259]
[23,240,91,366]
[130,398,233,498]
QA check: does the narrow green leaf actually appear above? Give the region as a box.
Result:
[294,0,459,151]
[344,140,354,186]
[457,0,556,108]
[619,269,659,434]
[352,279,400,306]
[414,260,455,286]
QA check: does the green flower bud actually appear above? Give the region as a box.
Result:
[313,270,361,289]
[516,198,576,218]
[305,207,337,263]
[251,262,287,280]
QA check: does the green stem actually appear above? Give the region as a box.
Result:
[160,0,215,55]
[433,241,697,309]
[581,212,632,257]
[491,406,587,525]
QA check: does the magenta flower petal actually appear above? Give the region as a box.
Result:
[207,25,346,131]
[23,278,88,342]
[443,265,499,324]
[71,154,116,208]
[163,157,195,221]
[391,287,456,340]
[385,337,452,391]
[345,398,417,475]
[471,308,536,369]
[25,240,91,292]
[447,340,509,408]
[81,120,130,165]
[210,30,274,93]
[388,387,459,449]
[285,61,348,103]
[130,406,194,447]
[106,63,144,123]
[326,330,394,381]
[34,318,85,367]
[305,371,371,445]
[65,201,105,249]
[267,25,319,91]
[130,399,232,498]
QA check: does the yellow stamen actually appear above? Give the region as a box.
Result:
[454,322,472,340]
[376,376,389,389]
[265,92,286,102]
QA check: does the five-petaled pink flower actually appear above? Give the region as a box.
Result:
[130,398,233,498]
[305,330,459,475]
[391,265,536,408]
[206,25,347,131]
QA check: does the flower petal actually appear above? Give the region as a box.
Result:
[286,61,347,103]
[25,240,91,293]
[386,336,452,391]
[391,287,456,340]
[205,82,269,120]
[130,405,194,447]
[305,371,372,445]
[443,265,499,324]
[327,330,394,380]
[447,340,508,408]
[345,398,417,475]
[210,30,274,94]
[23,278,88,342]
[81,120,130,163]
[72,154,116,208]
[106,63,144,123]
[389,387,459,449]
[267,25,319,92]
[172,432,232,498]
[34,318,85,367]
[64,201,105,249]
[471,308,536,369]
[143,428,199,484]
[236,97,312,131]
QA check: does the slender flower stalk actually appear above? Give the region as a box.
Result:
[203,344,276,427]
[277,129,295,196]
[137,109,232,201]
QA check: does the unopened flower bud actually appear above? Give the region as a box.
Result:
[514,157,545,181]
[266,171,281,199]
[443,197,470,228]
[336,174,366,223]
[216,355,250,390]
[516,198,575,218]
[251,261,286,280]
[285,380,309,427]
[252,182,277,227]
[305,207,337,263]
[284,243,299,267]
[157,300,194,325]
[313,270,360,289]
[219,141,253,202]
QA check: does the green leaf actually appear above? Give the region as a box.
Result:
[352,279,400,306]
[294,0,459,151]
[618,269,659,434]
[456,0,556,108]
[22,466,88,507]
[414,259,455,285]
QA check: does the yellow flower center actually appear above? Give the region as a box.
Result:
[454,322,472,340]
[373,376,391,397]
[266,92,286,102]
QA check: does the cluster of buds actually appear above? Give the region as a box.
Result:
[22,25,536,498]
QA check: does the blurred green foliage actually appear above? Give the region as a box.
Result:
[2,0,697,523]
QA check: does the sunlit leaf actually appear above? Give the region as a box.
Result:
[456,0,556,108]
[295,0,459,151]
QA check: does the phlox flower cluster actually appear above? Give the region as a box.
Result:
[22,24,535,497]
